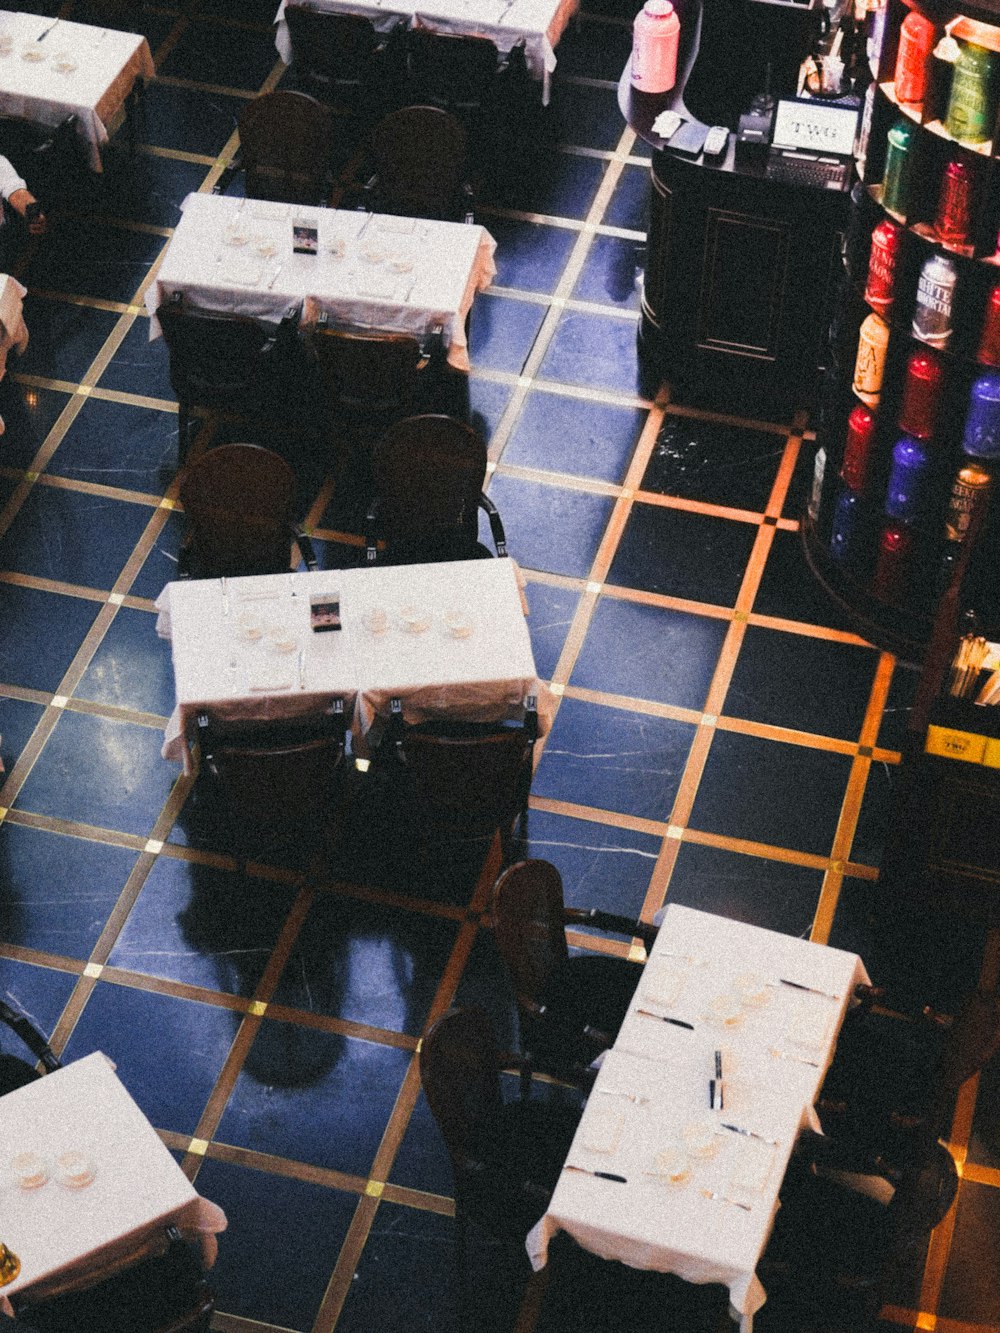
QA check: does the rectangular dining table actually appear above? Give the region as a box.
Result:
[273,0,579,104]
[156,557,543,772]
[145,192,497,371]
[0,10,154,172]
[0,1052,226,1314]
[526,904,871,1333]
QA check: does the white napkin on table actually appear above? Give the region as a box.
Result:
[580,1105,625,1155]
[217,256,263,287]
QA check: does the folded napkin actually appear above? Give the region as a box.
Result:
[728,1141,776,1194]
[247,667,294,692]
[354,274,399,301]
[218,257,264,287]
[786,1005,834,1052]
[580,1105,625,1155]
[250,201,291,220]
[641,959,688,1009]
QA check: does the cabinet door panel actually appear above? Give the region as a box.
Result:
[696,208,791,358]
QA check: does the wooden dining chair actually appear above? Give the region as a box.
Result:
[178,442,317,580]
[492,859,656,1098]
[157,294,305,464]
[227,91,339,205]
[283,7,403,115]
[372,697,537,867]
[418,1006,581,1314]
[195,703,348,869]
[365,414,507,565]
[361,105,474,223]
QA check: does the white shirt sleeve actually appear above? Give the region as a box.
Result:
[0,154,27,201]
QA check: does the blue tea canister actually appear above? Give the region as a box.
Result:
[831,487,862,563]
[885,435,932,521]
[962,371,1000,458]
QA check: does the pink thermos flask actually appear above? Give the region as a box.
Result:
[631,0,680,93]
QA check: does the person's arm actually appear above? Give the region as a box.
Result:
[0,156,45,235]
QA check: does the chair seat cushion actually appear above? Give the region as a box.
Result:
[0,1053,41,1096]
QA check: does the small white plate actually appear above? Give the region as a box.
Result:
[21,46,45,61]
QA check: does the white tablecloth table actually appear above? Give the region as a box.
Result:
[145,192,496,371]
[0,1052,226,1314]
[273,0,579,104]
[526,904,871,1332]
[156,558,541,772]
[0,11,154,172]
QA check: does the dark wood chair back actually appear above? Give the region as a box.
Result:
[492,859,570,1013]
[178,443,299,578]
[371,413,486,548]
[406,30,498,115]
[237,90,337,204]
[419,1006,505,1174]
[368,105,471,221]
[309,323,425,432]
[284,7,380,107]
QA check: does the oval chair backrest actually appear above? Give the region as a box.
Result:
[179,443,297,578]
[370,106,469,220]
[419,1007,504,1170]
[373,414,486,542]
[237,91,335,204]
[492,859,571,1010]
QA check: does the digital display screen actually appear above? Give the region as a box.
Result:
[771,99,859,156]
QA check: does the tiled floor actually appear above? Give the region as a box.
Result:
[1,3,999,1332]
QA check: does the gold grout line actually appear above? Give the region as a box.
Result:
[528,793,668,836]
[714,713,860,758]
[310,1194,381,1333]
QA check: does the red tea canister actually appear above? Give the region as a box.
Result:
[898,348,944,438]
[978,281,1000,366]
[873,520,915,602]
[864,218,903,315]
[935,159,974,248]
[893,10,937,104]
[841,404,877,491]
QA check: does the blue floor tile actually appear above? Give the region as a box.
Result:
[724,626,878,741]
[640,416,786,512]
[95,315,176,402]
[524,579,580,680]
[667,842,824,937]
[468,375,514,445]
[48,398,179,495]
[572,234,643,310]
[752,528,858,632]
[877,660,918,753]
[142,82,248,156]
[502,390,644,483]
[534,695,694,820]
[572,596,727,709]
[0,695,44,774]
[603,162,650,231]
[551,81,627,151]
[108,855,298,994]
[689,730,851,857]
[158,18,278,89]
[608,502,756,605]
[0,823,137,958]
[848,760,896,868]
[0,486,153,589]
[0,958,77,1061]
[0,584,99,692]
[216,1022,412,1173]
[272,892,458,1035]
[74,606,175,716]
[14,710,178,837]
[126,510,184,601]
[555,17,633,81]
[483,150,604,219]
[0,383,71,470]
[484,474,613,577]
[192,1156,354,1330]
[469,293,546,374]
[490,217,577,294]
[61,981,236,1133]
[93,152,210,230]
[23,218,165,306]
[15,295,120,382]
[518,807,661,921]
[337,1201,457,1333]
[538,309,641,393]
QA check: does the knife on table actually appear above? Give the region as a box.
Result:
[636,1009,693,1030]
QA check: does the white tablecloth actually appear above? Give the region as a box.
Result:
[145,193,496,371]
[0,273,27,380]
[156,558,542,772]
[0,11,154,172]
[526,904,871,1331]
[273,0,579,104]
[0,1052,226,1312]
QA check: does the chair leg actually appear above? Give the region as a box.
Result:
[178,402,192,467]
[519,1056,532,1103]
[454,1204,470,1331]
